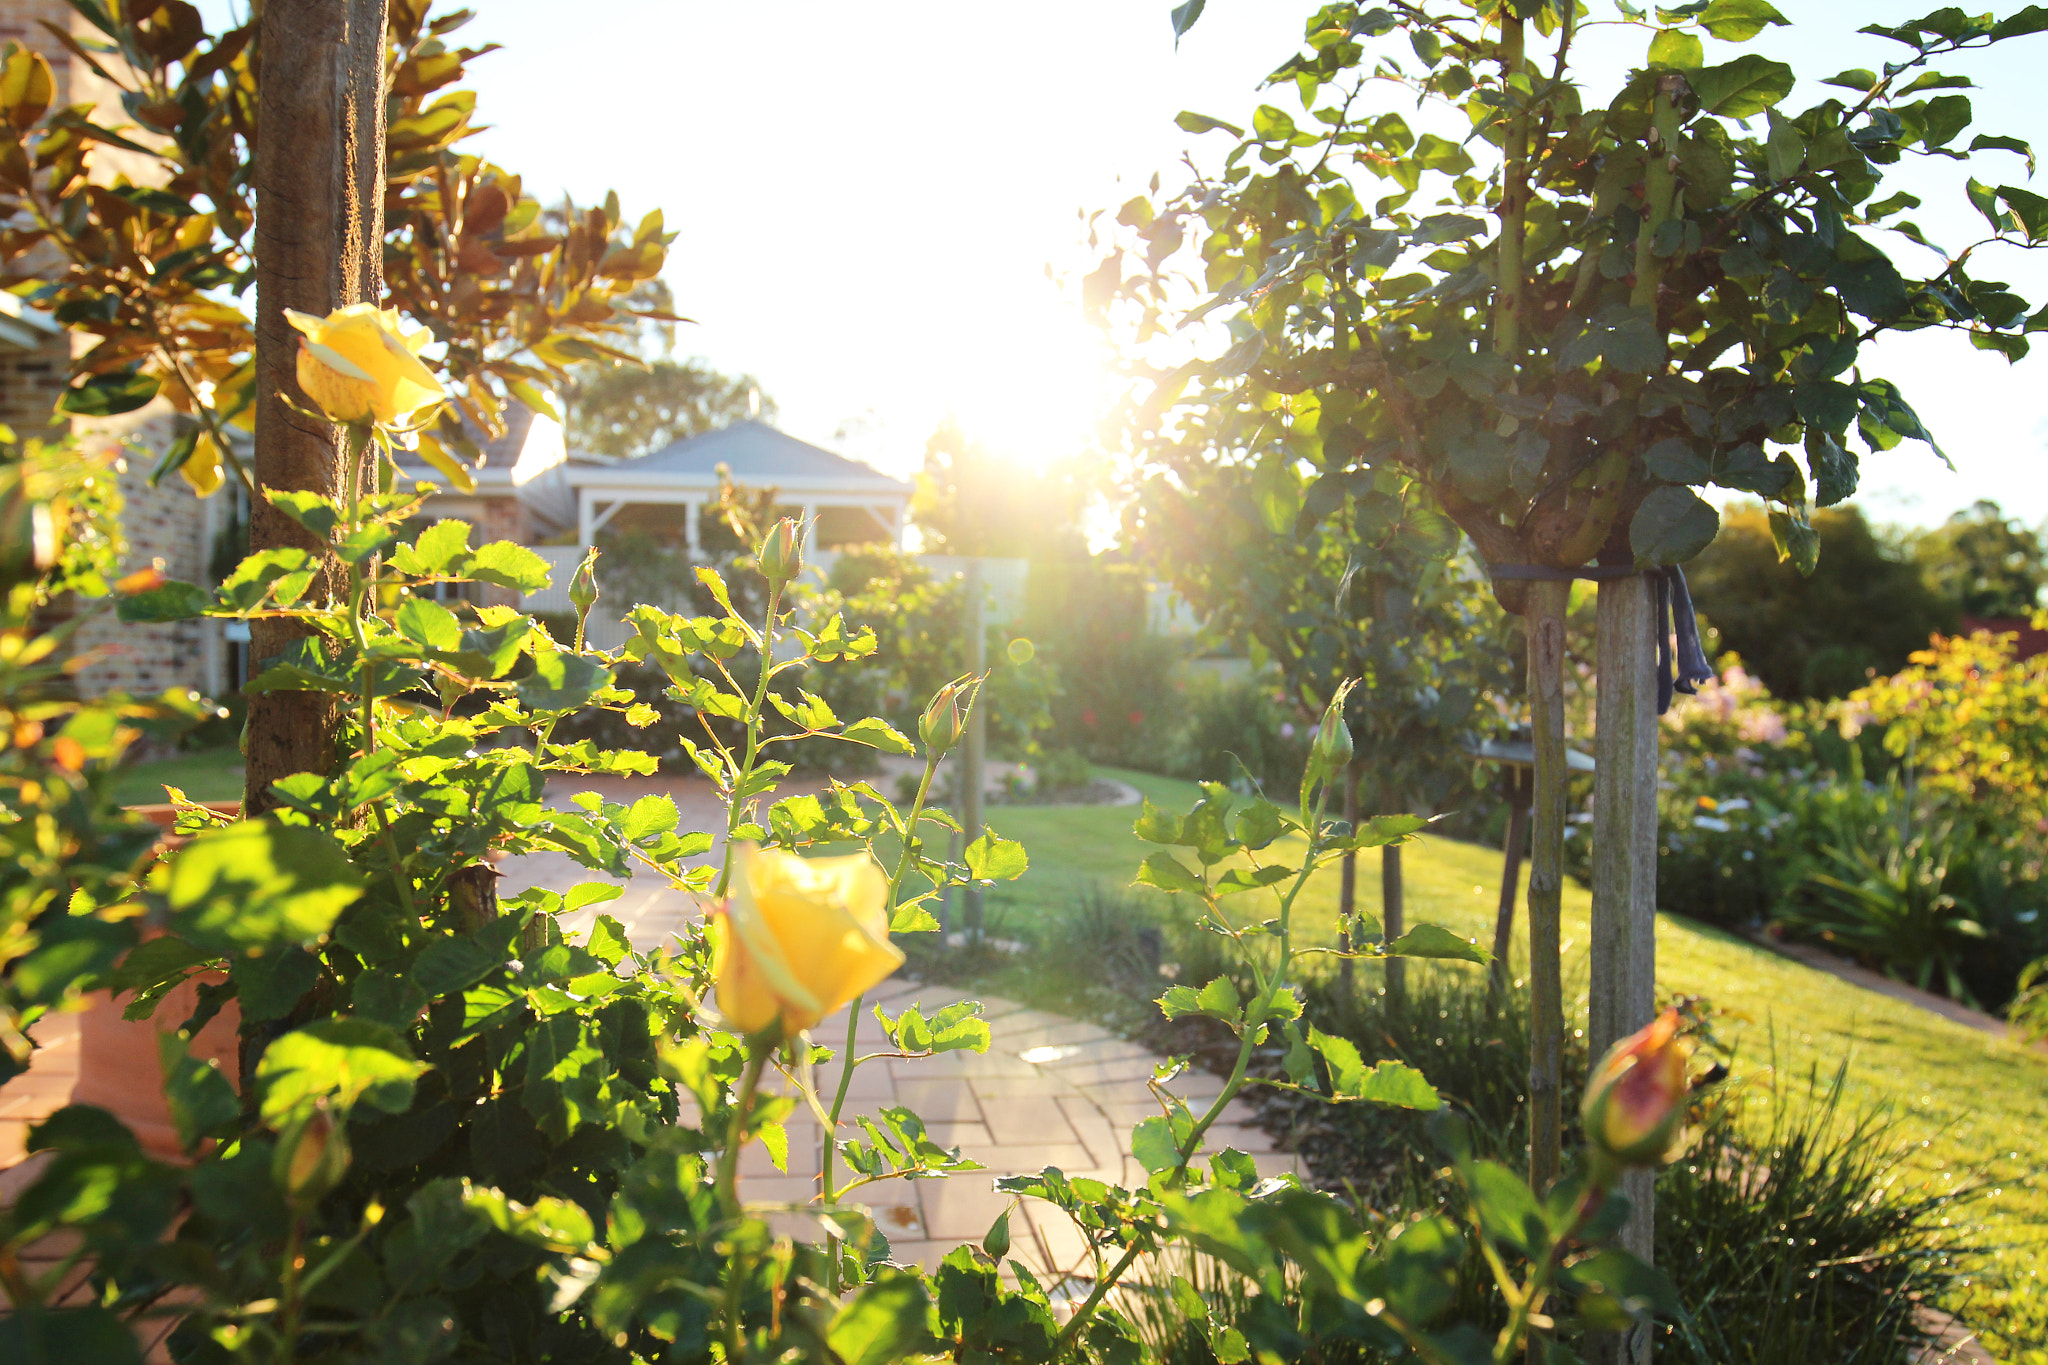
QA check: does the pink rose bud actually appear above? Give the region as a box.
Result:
[1581,1007,1689,1170]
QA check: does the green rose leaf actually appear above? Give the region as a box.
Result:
[256,1018,424,1122]
[161,819,363,954]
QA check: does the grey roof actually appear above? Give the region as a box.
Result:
[625,421,908,491]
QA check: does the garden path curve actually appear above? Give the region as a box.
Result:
[496,782,1298,1280]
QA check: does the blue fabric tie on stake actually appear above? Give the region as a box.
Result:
[1488,562,1715,716]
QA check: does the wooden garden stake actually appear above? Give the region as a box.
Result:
[1489,768,1529,1000]
[1524,579,1568,1203]
[1381,838,1405,1010]
[959,560,987,939]
[246,0,389,814]
[1590,572,1661,1365]
[1338,761,1357,1004]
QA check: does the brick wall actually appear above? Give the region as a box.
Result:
[0,2,222,701]
[66,414,220,700]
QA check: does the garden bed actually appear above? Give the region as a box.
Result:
[964,766,2048,1362]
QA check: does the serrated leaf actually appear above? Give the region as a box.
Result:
[467,540,552,594]
[117,579,210,623]
[256,1018,424,1121]
[160,819,362,954]
[758,1119,789,1173]
[964,831,1027,881]
[840,716,914,754]
[396,596,463,651]
[1214,865,1292,895]
[1137,850,1204,894]
[1387,923,1490,964]
[622,793,679,842]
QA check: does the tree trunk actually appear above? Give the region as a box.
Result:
[244,0,389,815]
[1525,579,1568,1199]
[1589,573,1660,1365]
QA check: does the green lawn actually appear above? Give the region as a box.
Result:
[111,744,245,807]
[986,767,2048,1362]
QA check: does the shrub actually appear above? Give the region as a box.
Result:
[1851,628,2048,845]
[1161,671,1313,794]
[1022,559,1184,768]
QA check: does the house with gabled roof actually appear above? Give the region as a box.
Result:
[398,415,912,626]
[568,420,911,554]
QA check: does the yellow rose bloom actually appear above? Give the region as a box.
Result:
[711,845,904,1036]
[283,303,445,428]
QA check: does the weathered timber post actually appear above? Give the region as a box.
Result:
[245,0,388,813]
[1524,579,1568,1200]
[1590,572,1660,1365]
[1381,837,1405,1010]
[1337,761,1357,1005]
[1489,767,1529,1000]
[958,560,987,938]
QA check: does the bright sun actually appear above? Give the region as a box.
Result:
[876,290,1121,474]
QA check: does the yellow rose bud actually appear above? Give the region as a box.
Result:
[1581,1008,1690,1170]
[569,548,600,612]
[919,677,971,756]
[1313,694,1354,769]
[284,303,446,428]
[758,517,803,587]
[711,845,904,1036]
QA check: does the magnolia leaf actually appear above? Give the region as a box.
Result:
[57,369,159,416]
[1689,54,1796,117]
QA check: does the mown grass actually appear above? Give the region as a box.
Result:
[111,744,244,807]
[984,767,2048,1362]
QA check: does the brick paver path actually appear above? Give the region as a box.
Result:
[495,779,1299,1281]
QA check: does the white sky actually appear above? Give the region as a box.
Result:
[448,4,2041,527]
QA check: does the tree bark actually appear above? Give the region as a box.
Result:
[1525,580,1568,1199]
[1589,573,1660,1365]
[244,0,389,814]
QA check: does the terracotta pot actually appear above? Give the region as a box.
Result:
[70,802,244,1161]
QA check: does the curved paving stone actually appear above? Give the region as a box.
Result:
[766,977,1297,1282]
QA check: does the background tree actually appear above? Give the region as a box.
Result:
[567,356,773,457]
[1910,497,2046,618]
[563,279,775,457]
[1134,455,1515,1004]
[1688,503,1954,697]
[1121,0,2048,1313]
[0,0,672,491]
[912,418,1091,560]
